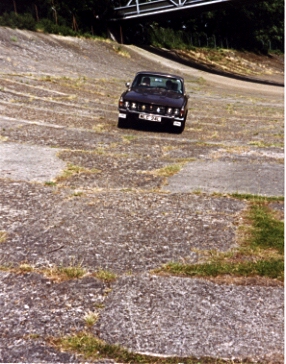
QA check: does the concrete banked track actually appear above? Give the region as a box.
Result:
[0,27,284,363]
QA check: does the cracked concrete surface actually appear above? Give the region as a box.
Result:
[0,27,284,363]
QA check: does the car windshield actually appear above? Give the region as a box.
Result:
[132,74,183,93]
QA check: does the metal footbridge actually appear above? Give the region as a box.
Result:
[111,0,235,20]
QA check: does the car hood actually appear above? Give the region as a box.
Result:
[124,88,185,108]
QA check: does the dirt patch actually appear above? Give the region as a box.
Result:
[0,27,284,363]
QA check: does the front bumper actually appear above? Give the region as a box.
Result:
[118,109,185,127]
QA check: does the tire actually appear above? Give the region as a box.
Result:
[173,119,186,134]
[173,111,188,134]
[117,117,129,129]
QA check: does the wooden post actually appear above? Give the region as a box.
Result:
[34,4,39,22]
[51,0,57,25]
[13,0,17,15]
[72,15,79,32]
[120,25,123,44]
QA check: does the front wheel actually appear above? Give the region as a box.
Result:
[173,111,188,134]
[173,119,186,134]
[118,117,129,129]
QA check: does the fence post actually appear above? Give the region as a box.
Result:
[13,0,17,14]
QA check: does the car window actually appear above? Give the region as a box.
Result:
[132,74,183,93]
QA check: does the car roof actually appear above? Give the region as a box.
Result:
[135,71,184,82]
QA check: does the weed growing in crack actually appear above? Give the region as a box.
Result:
[19,263,34,272]
[154,195,284,282]
[112,45,130,58]
[50,331,244,363]
[84,311,99,326]
[0,231,7,243]
[44,263,86,281]
[45,181,57,186]
[153,164,183,177]
[93,269,117,283]
[56,163,101,183]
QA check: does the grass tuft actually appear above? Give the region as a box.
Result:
[50,332,238,363]
[0,231,7,243]
[93,269,117,283]
[19,263,34,272]
[44,263,86,281]
[153,164,183,177]
[248,202,284,254]
[56,163,101,182]
[159,259,283,281]
[84,311,99,326]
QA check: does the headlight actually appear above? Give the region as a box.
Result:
[124,101,130,108]
[167,107,173,115]
[174,108,179,115]
[131,102,137,109]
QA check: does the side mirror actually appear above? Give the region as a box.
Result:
[126,82,130,88]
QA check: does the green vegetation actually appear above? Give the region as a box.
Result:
[147,0,284,52]
[50,332,254,363]
[160,259,283,281]
[84,311,99,326]
[0,231,7,243]
[0,0,283,52]
[56,163,101,182]
[44,181,57,187]
[153,164,183,177]
[19,263,34,272]
[0,12,36,31]
[93,269,117,283]
[44,263,86,281]
[155,196,284,282]
[247,200,284,254]
[0,263,118,284]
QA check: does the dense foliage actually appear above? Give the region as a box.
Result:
[0,0,283,52]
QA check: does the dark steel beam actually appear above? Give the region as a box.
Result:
[111,0,233,20]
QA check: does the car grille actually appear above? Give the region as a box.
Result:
[138,103,165,114]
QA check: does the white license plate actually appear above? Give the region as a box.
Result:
[119,113,127,118]
[139,113,161,122]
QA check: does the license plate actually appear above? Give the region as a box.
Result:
[139,113,161,122]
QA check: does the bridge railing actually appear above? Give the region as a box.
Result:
[112,0,231,20]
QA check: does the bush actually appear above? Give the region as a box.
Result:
[37,19,77,36]
[149,25,187,49]
[0,12,36,30]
